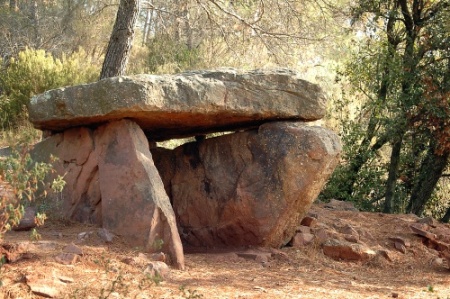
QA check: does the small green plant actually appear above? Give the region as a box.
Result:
[93,254,114,272]
[98,274,128,299]
[29,228,42,241]
[179,285,204,299]
[152,238,164,251]
[147,272,163,286]
[0,131,65,242]
[138,273,158,290]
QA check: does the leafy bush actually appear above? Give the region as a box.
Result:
[0,131,65,241]
[0,48,99,128]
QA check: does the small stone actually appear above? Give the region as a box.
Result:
[55,253,79,265]
[322,239,376,261]
[144,261,170,280]
[410,224,437,240]
[300,216,317,227]
[344,235,359,243]
[236,250,272,262]
[97,228,115,243]
[359,229,375,242]
[388,236,410,248]
[435,228,450,243]
[121,253,153,266]
[376,249,393,262]
[340,224,359,238]
[313,228,330,244]
[57,276,74,284]
[307,211,319,219]
[268,248,290,260]
[291,232,315,247]
[15,242,34,252]
[296,225,311,234]
[392,292,399,298]
[394,241,406,254]
[77,231,92,240]
[63,243,83,256]
[430,257,444,267]
[416,216,437,227]
[13,206,37,231]
[150,252,166,262]
[261,261,272,268]
[439,251,450,269]
[26,275,66,298]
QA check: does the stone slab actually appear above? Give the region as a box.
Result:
[28,69,327,141]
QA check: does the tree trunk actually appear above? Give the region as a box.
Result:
[100,0,140,80]
[442,206,450,223]
[178,0,192,49]
[142,8,152,46]
[29,0,39,46]
[383,136,403,213]
[407,144,450,215]
[9,0,17,11]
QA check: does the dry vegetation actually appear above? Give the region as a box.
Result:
[1,203,450,299]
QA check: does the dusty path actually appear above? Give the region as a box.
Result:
[1,204,450,299]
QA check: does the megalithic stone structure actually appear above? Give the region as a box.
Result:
[28,68,341,269]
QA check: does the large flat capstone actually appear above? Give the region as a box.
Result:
[28,69,326,141]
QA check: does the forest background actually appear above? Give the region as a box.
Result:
[0,0,449,222]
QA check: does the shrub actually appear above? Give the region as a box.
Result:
[0,48,99,128]
[0,131,65,242]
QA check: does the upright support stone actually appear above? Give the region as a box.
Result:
[95,120,184,269]
[153,122,341,248]
[31,120,185,269]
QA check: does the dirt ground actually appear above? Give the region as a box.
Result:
[1,203,450,299]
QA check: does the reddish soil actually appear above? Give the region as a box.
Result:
[1,203,450,299]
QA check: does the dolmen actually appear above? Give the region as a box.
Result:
[28,69,341,269]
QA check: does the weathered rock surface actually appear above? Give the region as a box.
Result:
[291,232,315,247]
[13,206,37,231]
[28,69,327,141]
[144,261,170,280]
[322,239,377,261]
[32,120,185,269]
[26,274,67,298]
[153,121,341,248]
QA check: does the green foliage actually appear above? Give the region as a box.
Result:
[152,238,164,251]
[321,0,450,215]
[0,131,65,241]
[146,35,200,74]
[320,88,387,210]
[0,48,99,128]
